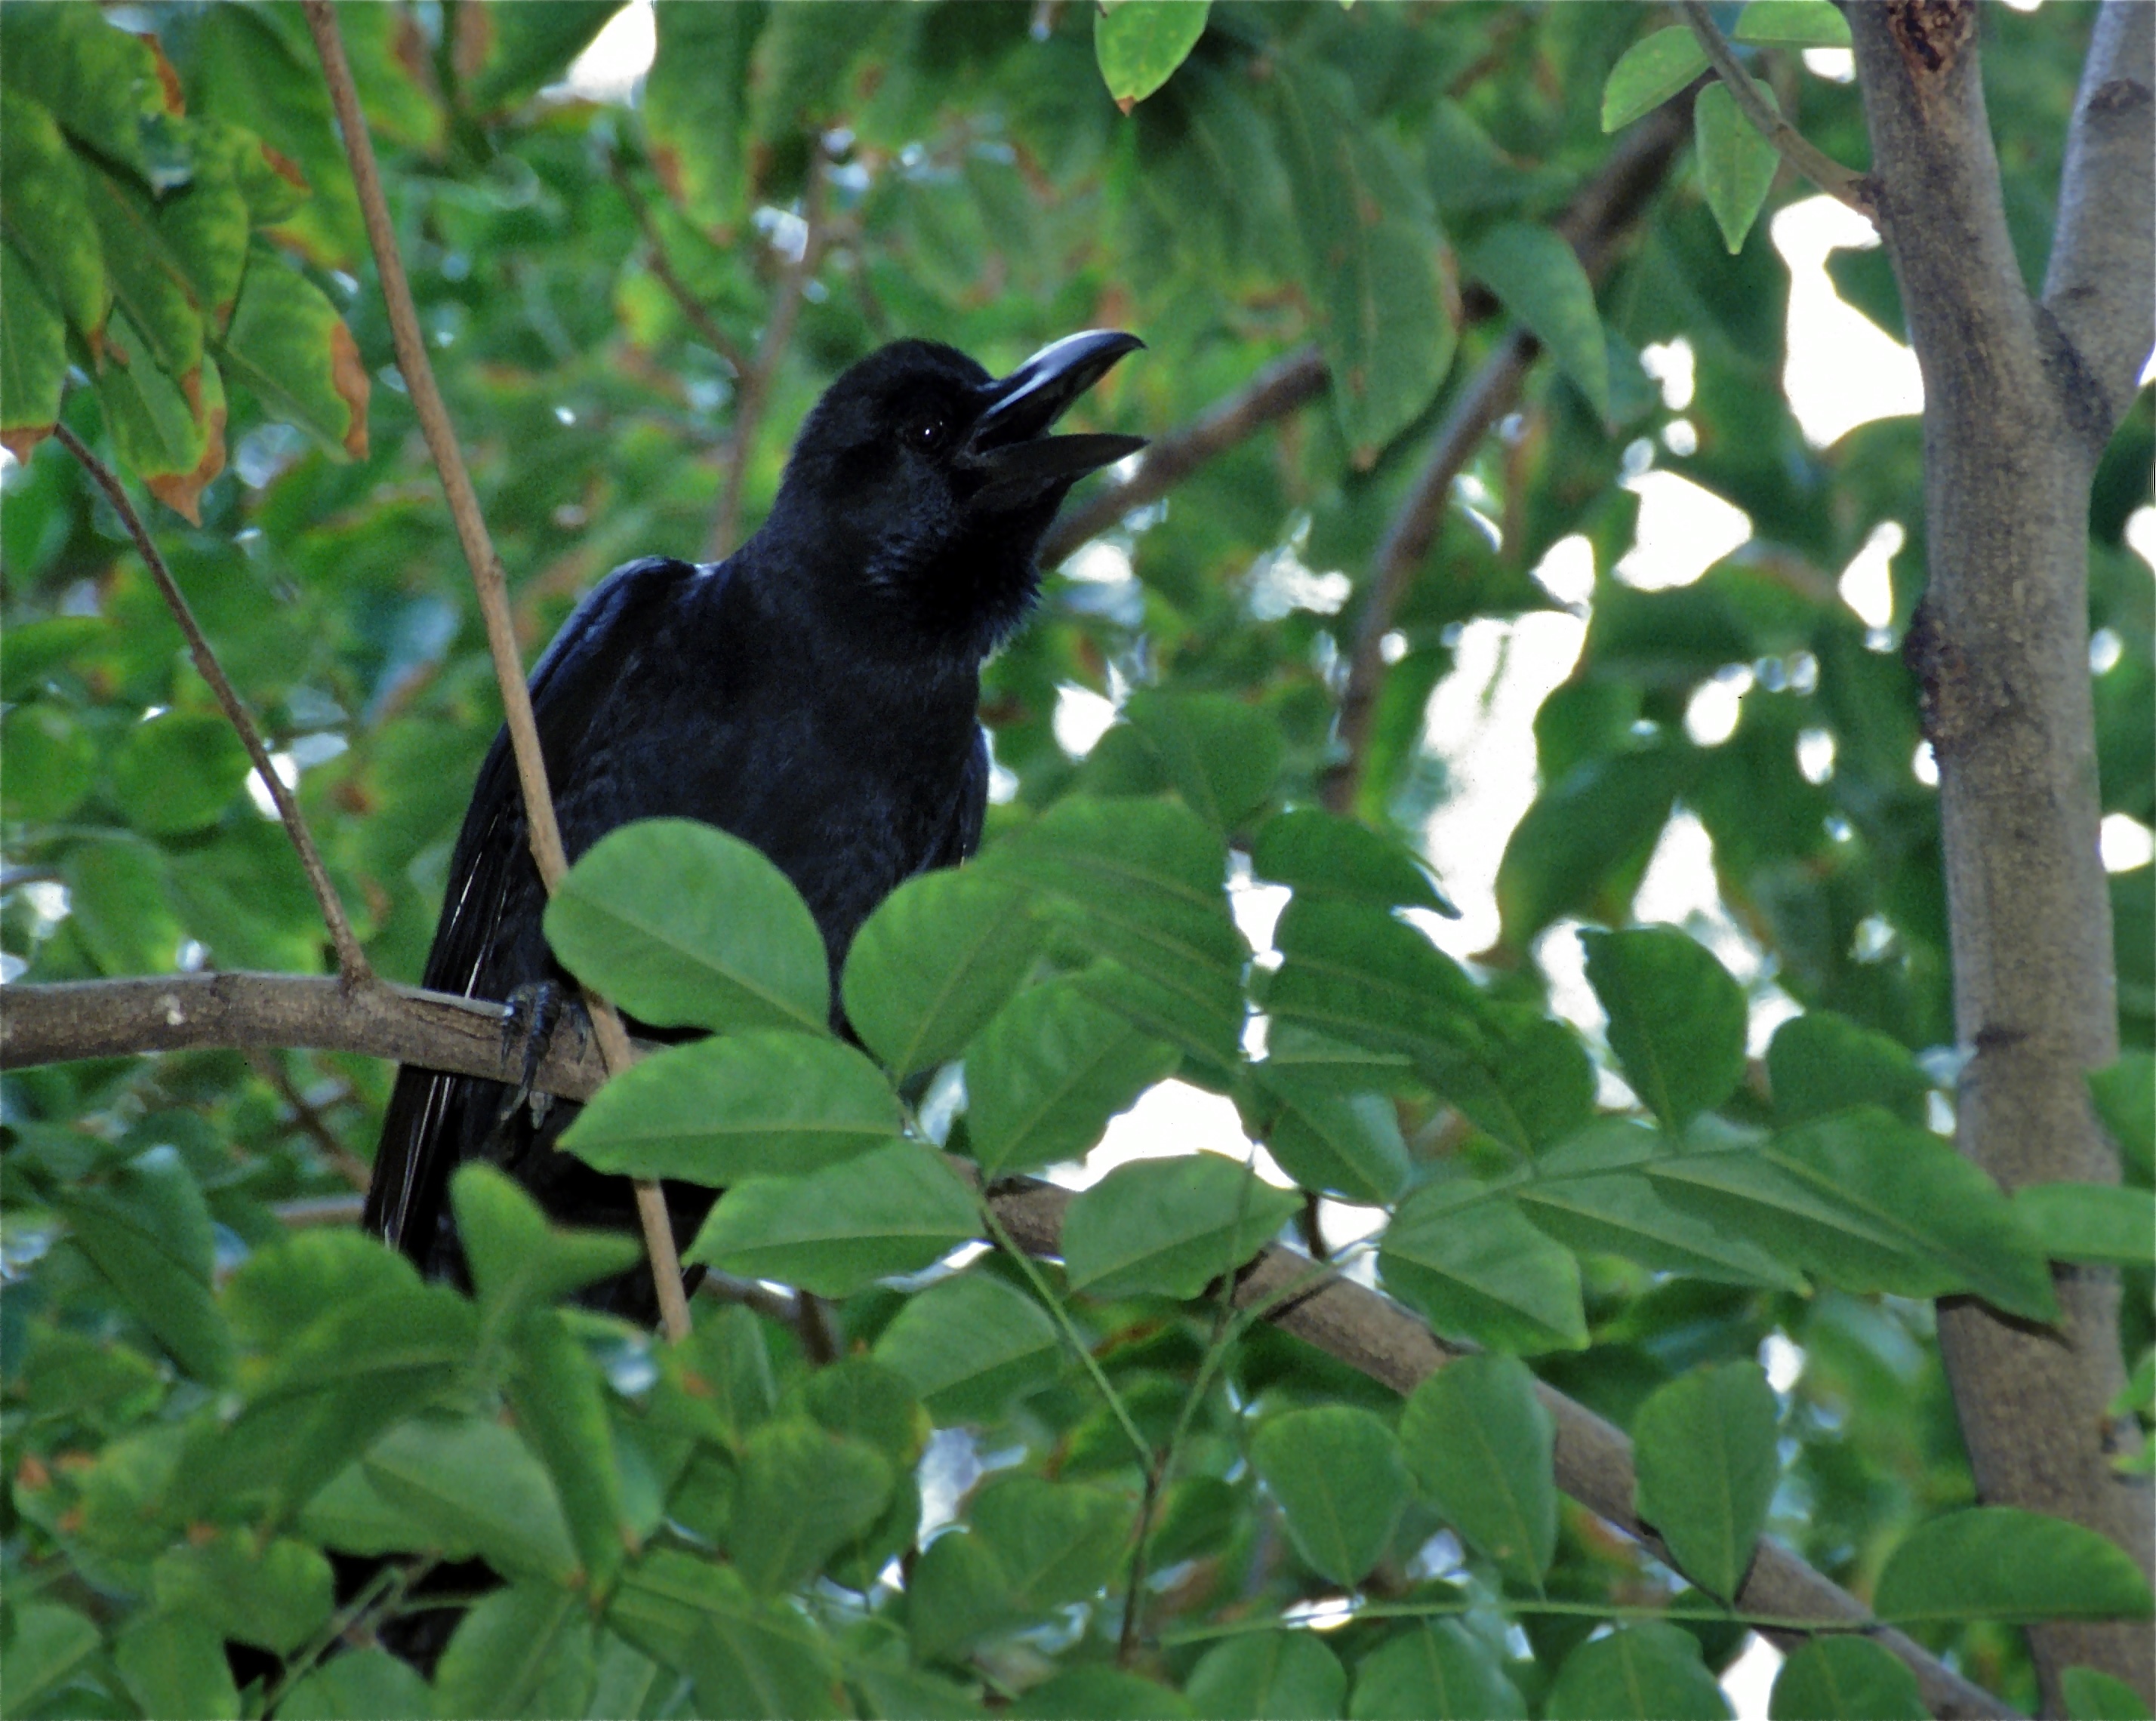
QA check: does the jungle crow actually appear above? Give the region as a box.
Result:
[365,331,1145,1321]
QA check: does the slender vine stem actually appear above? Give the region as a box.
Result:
[302,1,688,1340]
[1677,0,1876,219]
[52,425,373,985]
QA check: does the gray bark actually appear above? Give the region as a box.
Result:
[1848,2,2154,1707]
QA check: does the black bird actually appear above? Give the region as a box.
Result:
[365,331,1144,1319]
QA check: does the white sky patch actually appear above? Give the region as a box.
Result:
[1685,664,1753,747]
[2102,814,2155,873]
[1803,48,1855,81]
[562,0,653,103]
[1419,611,1588,959]
[1797,728,1837,786]
[1535,532,1597,608]
[2126,506,2156,574]
[1616,471,1751,590]
[1056,1080,1277,1191]
[246,753,301,817]
[1837,520,1904,630]
[1633,808,1765,985]
[1722,1633,1785,1721]
[1064,540,1133,584]
[1772,198,1924,445]
[1639,338,1696,411]
[1052,683,1117,758]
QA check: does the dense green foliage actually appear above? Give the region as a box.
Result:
[2,4,2151,1718]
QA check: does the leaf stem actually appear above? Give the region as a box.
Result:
[1677,0,1876,218]
[301,1,688,1340]
[51,423,373,987]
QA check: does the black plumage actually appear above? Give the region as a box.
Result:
[365,332,1144,1318]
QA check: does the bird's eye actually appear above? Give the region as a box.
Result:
[904,414,950,451]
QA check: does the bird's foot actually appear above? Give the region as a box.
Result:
[497,981,587,1129]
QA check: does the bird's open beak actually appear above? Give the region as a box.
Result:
[964,330,1147,505]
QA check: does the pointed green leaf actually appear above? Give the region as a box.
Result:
[686,1140,980,1298]
[1062,1153,1299,1301]
[1873,1507,2156,1624]
[364,1415,581,1587]
[966,980,1180,1179]
[1695,80,1781,253]
[2015,1181,2156,1266]
[1381,1181,1587,1353]
[1122,688,1283,832]
[1187,1630,1346,1720]
[1095,2,1212,109]
[1602,28,1710,131]
[562,1031,902,1184]
[1252,1405,1408,1587]
[973,1474,1129,1612]
[152,1530,334,1655]
[608,1550,843,1712]
[435,1585,592,1721]
[842,867,1043,1077]
[0,97,108,340]
[2,1604,103,1713]
[1350,1621,1528,1720]
[1582,926,1748,1128]
[508,1306,635,1590]
[451,1164,642,1338]
[116,1609,242,1721]
[872,1270,1061,1424]
[1400,1354,1557,1587]
[1252,808,1455,916]
[1769,1637,1924,1721]
[1633,1362,1781,1603]
[548,817,830,1035]
[2062,1668,2155,1721]
[1768,1011,1930,1125]
[0,241,68,453]
[1735,2,1851,48]
[216,244,368,457]
[731,1417,893,1594]
[1467,221,1609,419]
[112,711,251,834]
[1252,1067,1411,1206]
[1548,1622,1732,1720]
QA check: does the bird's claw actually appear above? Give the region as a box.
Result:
[497,981,585,1128]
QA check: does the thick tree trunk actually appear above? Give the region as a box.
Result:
[1848,2,2154,1708]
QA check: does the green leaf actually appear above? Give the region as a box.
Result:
[451,1164,643,1338]
[1769,1637,1924,1721]
[435,1584,592,1721]
[1350,1621,1528,1720]
[1251,808,1455,916]
[1735,2,1851,48]
[1,1603,102,1713]
[731,1417,894,1594]
[1000,796,1247,1061]
[608,1551,844,1713]
[1095,1,1212,109]
[1024,1667,1196,1719]
[152,1530,334,1655]
[1497,745,1698,945]
[872,1270,1061,1424]
[507,1307,635,1590]
[1187,1630,1347,1720]
[2090,1053,2155,1182]
[1252,1405,1407,1587]
[1603,27,1710,131]
[0,97,108,342]
[2014,1181,2156,1266]
[54,1144,234,1384]
[1122,688,1283,832]
[1548,1623,1732,1720]
[686,1140,981,1298]
[1,614,107,689]
[1399,1354,1557,1587]
[111,710,252,834]
[0,240,68,453]
[1062,1153,1299,1300]
[0,5,187,189]
[657,1303,778,1454]
[1582,926,1748,1128]
[1268,60,1454,461]
[1632,1361,1780,1603]
[97,306,212,492]
[2063,1667,2156,1721]
[1266,897,1484,1078]
[1466,222,1609,419]
[116,1610,242,1721]
[464,2,618,114]
[1650,1108,2059,1320]
[1767,1011,1930,1125]
[1252,1067,1412,1206]
[547,817,830,1035]
[1873,1507,2156,1624]
[364,1414,581,1587]
[84,157,208,377]
[276,1646,434,1721]
[0,698,96,820]
[974,1473,1129,1612]
[640,4,761,235]
[562,1031,902,1184]
[1695,80,1782,254]
[1520,1122,1806,1290]
[966,980,1180,1179]
[842,867,1043,1077]
[908,1529,1025,1661]
[216,245,366,458]
[1381,1181,1588,1353]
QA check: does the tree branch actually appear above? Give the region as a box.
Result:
[303,2,690,1342]
[1320,100,1692,816]
[242,1048,371,1192]
[1848,1,2151,1703]
[1037,344,1329,568]
[0,970,2022,1720]
[706,153,832,562]
[2042,0,2155,442]
[1677,0,1877,220]
[51,425,372,986]
[605,146,753,378]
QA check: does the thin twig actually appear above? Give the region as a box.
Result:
[51,424,373,985]
[605,147,752,376]
[1678,0,1876,219]
[707,151,832,561]
[302,0,689,1343]
[242,1047,371,1190]
[1320,102,1692,815]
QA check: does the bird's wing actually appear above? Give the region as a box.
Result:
[935,726,990,868]
[365,558,705,1264]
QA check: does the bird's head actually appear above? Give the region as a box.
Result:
[767,331,1145,656]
